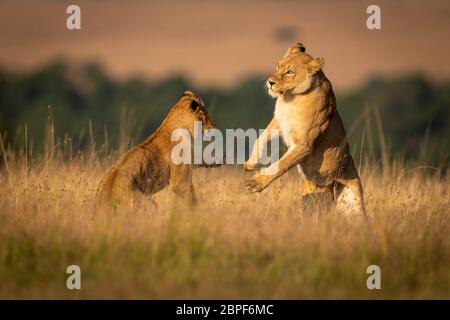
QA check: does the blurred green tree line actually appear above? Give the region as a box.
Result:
[0,60,448,165]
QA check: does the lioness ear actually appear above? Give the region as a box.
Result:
[307,57,324,74]
[285,42,306,56]
[190,99,199,111]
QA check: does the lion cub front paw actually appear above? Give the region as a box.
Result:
[244,161,259,171]
[245,174,271,193]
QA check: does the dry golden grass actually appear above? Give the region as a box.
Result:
[0,146,448,299]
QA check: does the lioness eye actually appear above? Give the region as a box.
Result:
[286,70,294,75]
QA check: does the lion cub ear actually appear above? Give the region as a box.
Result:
[307,57,324,74]
[183,90,195,97]
[190,99,200,111]
[284,43,306,56]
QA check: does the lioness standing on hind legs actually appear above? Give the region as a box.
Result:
[244,43,366,216]
[96,91,216,210]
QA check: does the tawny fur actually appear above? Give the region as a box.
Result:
[96,91,215,210]
[245,43,366,216]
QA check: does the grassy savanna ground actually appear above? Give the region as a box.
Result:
[0,143,448,299]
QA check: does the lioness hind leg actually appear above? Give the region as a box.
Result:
[334,156,366,217]
[334,178,366,216]
[300,180,334,214]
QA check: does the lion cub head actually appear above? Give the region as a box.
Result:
[267,43,324,97]
[167,90,215,136]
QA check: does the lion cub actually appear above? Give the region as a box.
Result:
[96,91,215,210]
[245,43,366,216]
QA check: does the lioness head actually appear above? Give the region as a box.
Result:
[266,43,324,97]
[169,90,215,135]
